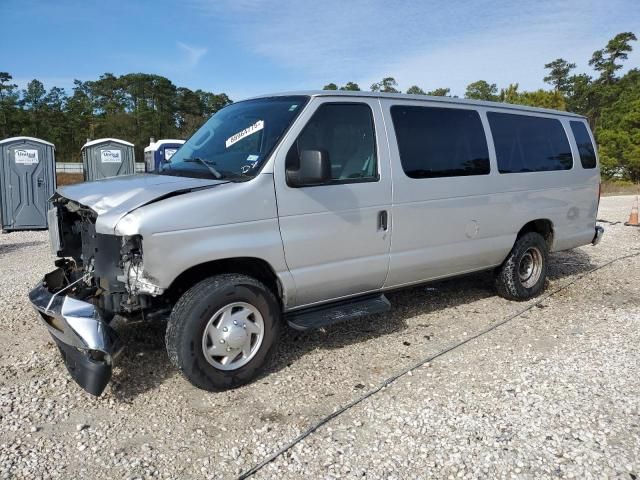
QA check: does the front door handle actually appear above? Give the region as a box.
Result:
[37,178,44,187]
[378,210,388,231]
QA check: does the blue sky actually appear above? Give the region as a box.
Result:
[2,0,639,100]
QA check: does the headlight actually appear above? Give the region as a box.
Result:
[125,261,164,296]
[117,236,164,296]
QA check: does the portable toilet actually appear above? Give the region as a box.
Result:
[0,136,56,231]
[81,138,135,181]
[144,138,185,172]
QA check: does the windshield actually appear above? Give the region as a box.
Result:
[160,95,309,180]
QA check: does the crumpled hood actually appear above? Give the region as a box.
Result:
[56,174,228,234]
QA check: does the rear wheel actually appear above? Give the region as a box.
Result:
[495,232,548,301]
[166,274,281,391]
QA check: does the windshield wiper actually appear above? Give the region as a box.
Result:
[183,158,223,179]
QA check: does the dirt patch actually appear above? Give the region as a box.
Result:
[56,172,84,186]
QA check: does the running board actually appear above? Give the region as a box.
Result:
[286,294,391,331]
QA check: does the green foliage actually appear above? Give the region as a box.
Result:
[581,34,640,181]
[464,80,498,101]
[518,90,566,110]
[543,58,576,93]
[0,72,231,162]
[564,73,594,115]
[596,71,640,181]
[370,77,400,93]
[589,32,637,84]
[323,82,361,91]
[0,72,20,138]
[498,84,566,110]
[406,85,426,95]
[426,87,450,96]
[498,83,520,104]
[340,82,361,91]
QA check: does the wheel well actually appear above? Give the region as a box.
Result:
[518,219,554,249]
[166,257,281,306]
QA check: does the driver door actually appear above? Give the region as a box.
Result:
[273,97,392,308]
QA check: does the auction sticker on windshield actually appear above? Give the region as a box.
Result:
[225,120,264,148]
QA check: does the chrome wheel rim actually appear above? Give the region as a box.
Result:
[518,246,543,288]
[201,302,264,371]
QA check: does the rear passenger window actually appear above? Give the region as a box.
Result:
[390,106,490,179]
[288,103,377,183]
[487,112,573,173]
[570,121,597,169]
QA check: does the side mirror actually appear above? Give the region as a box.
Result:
[286,149,331,187]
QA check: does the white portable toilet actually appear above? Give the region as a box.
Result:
[144,139,185,172]
[81,138,135,181]
[0,136,56,231]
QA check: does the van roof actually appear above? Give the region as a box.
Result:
[246,90,585,119]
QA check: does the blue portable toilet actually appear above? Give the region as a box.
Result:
[144,138,185,172]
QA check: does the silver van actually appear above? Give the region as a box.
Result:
[29,91,603,395]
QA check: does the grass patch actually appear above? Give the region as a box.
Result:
[601,180,639,196]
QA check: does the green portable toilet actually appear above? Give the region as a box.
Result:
[0,136,56,232]
[81,138,135,181]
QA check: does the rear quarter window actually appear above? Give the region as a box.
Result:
[391,105,490,179]
[570,121,597,169]
[487,112,573,173]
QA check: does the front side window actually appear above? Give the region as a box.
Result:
[161,95,309,180]
[570,121,597,169]
[286,103,378,183]
[488,112,573,173]
[390,105,490,179]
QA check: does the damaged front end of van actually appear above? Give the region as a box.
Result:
[28,175,225,395]
[29,199,136,395]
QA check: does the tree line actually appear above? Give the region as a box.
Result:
[0,32,638,180]
[323,32,640,182]
[0,72,231,162]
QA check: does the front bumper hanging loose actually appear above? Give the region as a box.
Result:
[28,272,123,396]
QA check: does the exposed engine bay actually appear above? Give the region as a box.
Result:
[47,195,164,320]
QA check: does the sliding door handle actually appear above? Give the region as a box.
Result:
[378,210,388,231]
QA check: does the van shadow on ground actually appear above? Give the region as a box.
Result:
[110,250,596,400]
[546,248,596,280]
[0,241,45,255]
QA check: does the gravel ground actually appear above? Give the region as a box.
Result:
[1,195,639,480]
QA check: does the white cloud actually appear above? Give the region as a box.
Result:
[192,0,640,94]
[362,1,640,95]
[177,41,208,68]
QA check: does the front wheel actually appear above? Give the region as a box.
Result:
[166,274,281,391]
[495,232,548,301]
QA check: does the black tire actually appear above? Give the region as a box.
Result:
[495,232,548,301]
[166,274,281,391]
